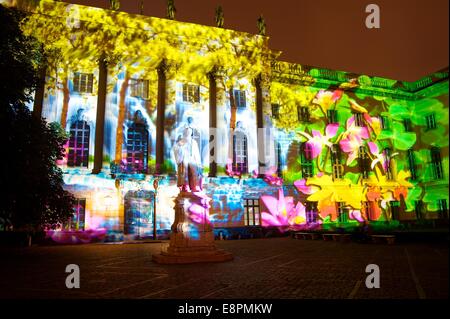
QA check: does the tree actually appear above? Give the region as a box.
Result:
[0,4,74,232]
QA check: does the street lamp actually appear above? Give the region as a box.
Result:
[152,177,160,240]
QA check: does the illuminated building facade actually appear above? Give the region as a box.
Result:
[7,1,449,242]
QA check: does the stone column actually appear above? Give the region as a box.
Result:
[33,64,46,118]
[255,74,265,176]
[155,60,168,174]
[208,71,217,177]
[92,56,108,174]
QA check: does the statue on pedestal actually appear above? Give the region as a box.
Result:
[257,15,266,36]
[152,129,232,264]
[173,127,202,192]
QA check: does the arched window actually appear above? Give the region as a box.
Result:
[233,129,248,174]
[67,119,90,167]
[126,122,149,174]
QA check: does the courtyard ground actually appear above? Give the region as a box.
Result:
[0,237,448,299]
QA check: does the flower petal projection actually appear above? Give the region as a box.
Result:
[294,179,316,195]
[261,189,307,227]
[263,166,283,186]
[339,134,363,165]
[349,98,368,113]
[349,210,365,223]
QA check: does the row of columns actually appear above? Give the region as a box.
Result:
[33,59,269,177]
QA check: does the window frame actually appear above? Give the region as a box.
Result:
[73,72,93,94]
[430,147,443,180]
[243,198,261,226]
[233,89,246,108]
[337,202,347,223]
[327,109,338,124]
[126,122,149,174]
[358,146,370,179]
[271,103,280,119]
[407,149,417,181]
[425,113,437,131]
[403,118,412,132]
[297,106,310,123]
[331,144,344,179]
[130,78,149,99]
[67,119,90,168]
[300,142,314,178]
[354,113,364,127]
[437,199,448,220]
[183,84,201,103]
[233,130,248,174]
[379,115,390,130]
[305,201,319,224]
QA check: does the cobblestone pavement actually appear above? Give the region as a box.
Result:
[0,238,448,299]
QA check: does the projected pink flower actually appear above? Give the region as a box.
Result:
[339,134,363,165]
[349,210,365,223]
[294,178,315,195]
[263,166,283,186]
[345,115,369,140]
[299,124,339,159]
[225,158,241,177]
[47,228,107,244]
[187,192,212,226]
[261,189,306,226]
[313,89,343,113]
[367,141,398,171]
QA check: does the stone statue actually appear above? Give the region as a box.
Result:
[173,127,202,192]
[215,5,224,28]
[257,14,266,36]
[167,0,176,20]
[139,0,144,15]
[109,0,120,11]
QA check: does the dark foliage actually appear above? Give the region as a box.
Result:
[0,4,74,231]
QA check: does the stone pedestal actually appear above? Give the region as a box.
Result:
[152,192,233,264]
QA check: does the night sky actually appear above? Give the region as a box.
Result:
[69,0,448,81]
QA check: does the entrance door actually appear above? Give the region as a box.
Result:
[124,190,155,238]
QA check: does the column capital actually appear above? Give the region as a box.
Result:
[254,72,271,87]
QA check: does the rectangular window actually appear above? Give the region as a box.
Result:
[358,146,370,179]
[68,120,90,168]
[390,201,400,221]
[425,113,437,130]
[437,199,448,220]
[380,115,390,130]
[383,147,394,180]
[337,202,347,223]
[415,200,423,220]
[305,201,318,224]
[403,118,412,132]
[407,149,417,181]
[183,84,200,103]
[354,113,364,127]
[298,106,310,123]
[430,147,443,180]
[327,109,338,124]
[331,144,344,179]
[67,199,86,231]
[362,201,375,221]
[233,89,246,108]
[73,73,93,94]
[130,78,149,99]
[276,142,283,177]
[271,103,280,119]
[244,199,260,226]
[300,142,314,178]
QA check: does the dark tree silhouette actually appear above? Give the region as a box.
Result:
[0,4,74,232]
